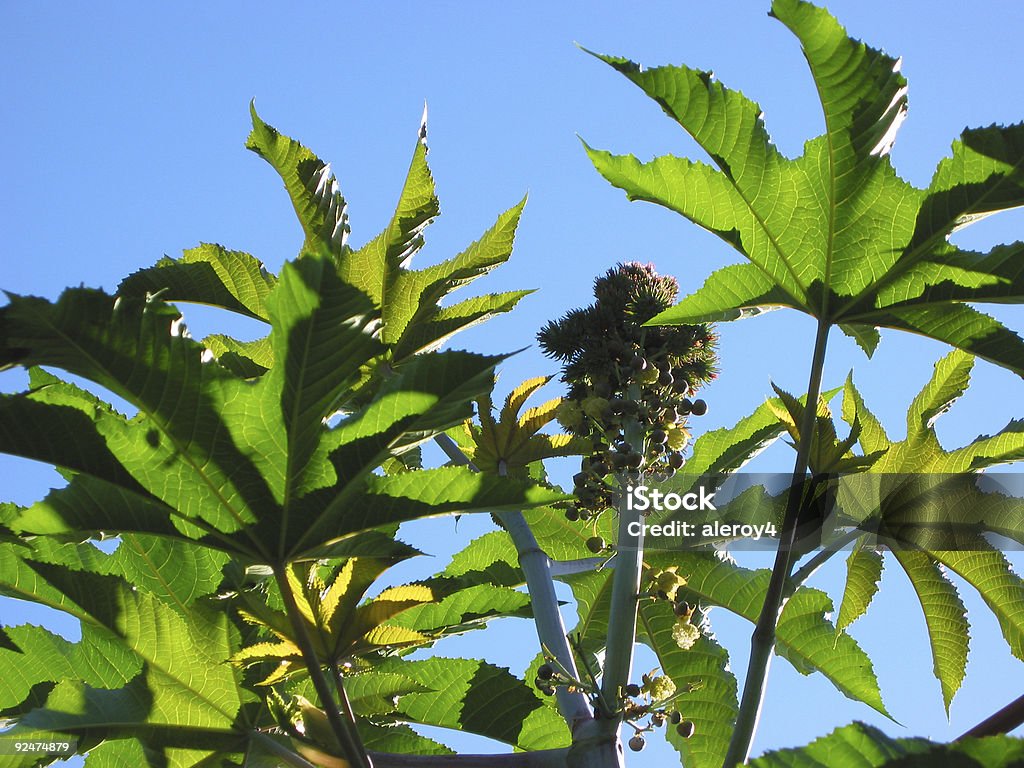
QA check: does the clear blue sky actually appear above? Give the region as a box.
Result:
[2,1,1024,765]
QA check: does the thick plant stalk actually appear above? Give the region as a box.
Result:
[597,407,645,732]
[434,433,594,731]
[253,734,319,768]
[370,748,571,767]
[274,567,373,768]
[723,320,831,767]
[958,692,1024,739]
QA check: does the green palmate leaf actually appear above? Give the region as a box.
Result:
[0,623,133,715]
[773,587,887,716]
[2,107,553,767]
[841,374,889,456]
[348,584,436,636]
[0,289,277,543]
[375,657,570,751]
[323,348,506,478]
[246,104,351,256]
[681,387,842,486]
[117,110,530,381]
[846,350,1024,474]
[439,530,523,589]
[118,243,276,321]
[392,289,533,358]
[3,254,552,562]
[357,722,454,756]
[320,558,398,637]
[0,552,246,764]
[295,465,568,558]
[371,194,528,350]
[389,583,532,635]
[829,353,1024,712]
[525,502,616,563]
[931,548,1024,662]
[892,550,969,712]
[0,370,145,496]
[839,323,882,357]
[749,722,1024,768]
[48,533,230,617]
[652,552,889,716]
[683,398,788,477]
[945,418,1024,472]
[905,348,973,443]
[246,105,530,366]
[15,472,207,545]
[202,334,273,378]
[767,383,870,474]
[342,672,433,717]
[585,0,1024,375]
[563,546,887,716]
[253,254,382,503]
[563,568,616,651]
[339,125,438,307]
[465,375,585,474]
[359,624,430,649]
[73,738,166,768]
[637,601,737,768]
[836,546,884,633]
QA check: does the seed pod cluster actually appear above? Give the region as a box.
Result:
[533,660,592,698]
[617,670,697,747]
[538,263,717,522]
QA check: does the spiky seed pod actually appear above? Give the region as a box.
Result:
[537,262,718,520]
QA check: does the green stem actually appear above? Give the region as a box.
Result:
[787,528,865,594]
[252,733,318,768]
[274,567,373,768]
[433,434,594,732]
[723,319,831,767]
[598,396,646,732]
[329,659,367,754]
